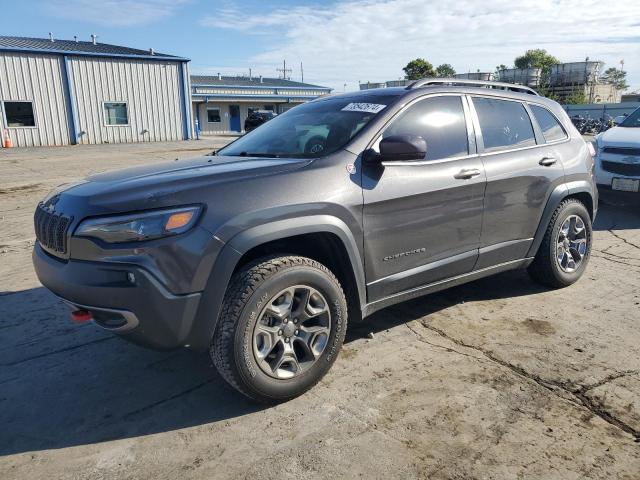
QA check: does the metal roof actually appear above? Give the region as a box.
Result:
[190,75,330,90]
[0,36,187,61]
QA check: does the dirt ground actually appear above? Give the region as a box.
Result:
[1,140,639,479]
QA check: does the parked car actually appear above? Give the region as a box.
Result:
[593,107,640,200]
[33,79,597,403]
[244,110,277,132]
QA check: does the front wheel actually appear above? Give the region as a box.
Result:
[528,199,592,288]
[211,255,347,403]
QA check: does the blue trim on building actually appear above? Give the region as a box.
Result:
[62,56,80,145]
[192,84,331,91]
[192,94,323,100]
[179,63,192,140]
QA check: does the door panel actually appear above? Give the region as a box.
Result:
[229,105,241,132]
[469,96,566,268]
[362,95,485,301]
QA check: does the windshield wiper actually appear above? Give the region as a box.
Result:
[236,151,281,158]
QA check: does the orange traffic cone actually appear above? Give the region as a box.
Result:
[3,129,12,148]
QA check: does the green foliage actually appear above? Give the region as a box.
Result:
[403,58,435,80]
[514,49,560,71]
[536,85,561,102]
[435,63,456,78]
[564,88,587,105]
[514,49,559,85]
[601,67,628,90]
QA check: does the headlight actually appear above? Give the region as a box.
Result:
[75,206,202,243]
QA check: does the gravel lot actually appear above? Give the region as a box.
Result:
[1,140,639,479]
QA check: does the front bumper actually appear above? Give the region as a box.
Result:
[33,243,202,350]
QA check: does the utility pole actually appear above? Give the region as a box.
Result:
[300,62,304,83]
[277,60,292,80]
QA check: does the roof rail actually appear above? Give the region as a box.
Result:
[406,78,539,96]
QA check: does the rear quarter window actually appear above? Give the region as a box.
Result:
[530,104,567,143]
[472,97,536,152]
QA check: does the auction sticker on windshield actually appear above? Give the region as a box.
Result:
[341,103,387,114]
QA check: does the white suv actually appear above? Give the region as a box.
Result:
[594,107,640,198]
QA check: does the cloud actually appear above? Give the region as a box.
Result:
[44,0,191,27]
[200,0,640,92]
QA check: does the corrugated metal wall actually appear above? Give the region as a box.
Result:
[0,52,71,147]
[68,57,184,144]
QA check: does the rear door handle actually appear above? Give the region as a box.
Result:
[539,156,557,166]
[454,168,481,180]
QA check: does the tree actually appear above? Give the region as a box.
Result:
[403,58,435,80]
[601,67,628,90]
[435,63,456,78]
[514,49,559,84]
[564,88,586,105]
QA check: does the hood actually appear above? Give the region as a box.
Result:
[52,155,312,218]
[597,126,640,147]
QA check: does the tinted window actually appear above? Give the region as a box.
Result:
[620,107,640,128]
[473,97,536,152]
[383,96,468,161]
[530,105,567,142]
[4,101,35,127]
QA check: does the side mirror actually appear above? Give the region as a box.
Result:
[613,115,626,125]
[378,135,427,162]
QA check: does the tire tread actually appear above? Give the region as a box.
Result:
[211,255,344,402]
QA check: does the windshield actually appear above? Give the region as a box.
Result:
[219,97,391,158]
[620,108,640,128]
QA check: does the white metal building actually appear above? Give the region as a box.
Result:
[191,75,331,134]
[0,36,192,147]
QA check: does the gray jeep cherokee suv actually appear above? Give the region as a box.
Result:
[33,79,597,402]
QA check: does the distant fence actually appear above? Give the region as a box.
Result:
[562,102,640,120]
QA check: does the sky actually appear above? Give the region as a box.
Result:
[1,0,639,93]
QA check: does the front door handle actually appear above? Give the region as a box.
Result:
[454,168,482,180]
[539,156,557,166]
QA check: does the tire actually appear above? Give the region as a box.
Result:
[528,199,592,288]
[211,255,348,403]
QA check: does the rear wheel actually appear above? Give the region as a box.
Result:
[211,255,347,403]
[528,199,592,288]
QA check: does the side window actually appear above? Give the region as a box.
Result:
[383,96,468,161]
[472,97,536,152]
[530,104,567,143]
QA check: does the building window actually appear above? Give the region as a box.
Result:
[263,105,275,111]
[3,101,36,127]
[103,102,129,126]
[207,108,221,123]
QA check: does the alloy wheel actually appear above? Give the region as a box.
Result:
[556,215,588,273]
[253,285,331,379]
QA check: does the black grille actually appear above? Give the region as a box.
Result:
[34,204,72,255]
[601,161,640,177]
[603,147,640,156]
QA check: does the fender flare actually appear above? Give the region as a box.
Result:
[526,180,595,258]
[186,215,366,352]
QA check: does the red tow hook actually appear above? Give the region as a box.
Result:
[71,309,93,323]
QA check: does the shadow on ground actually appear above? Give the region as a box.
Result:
[1,202,638,457]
